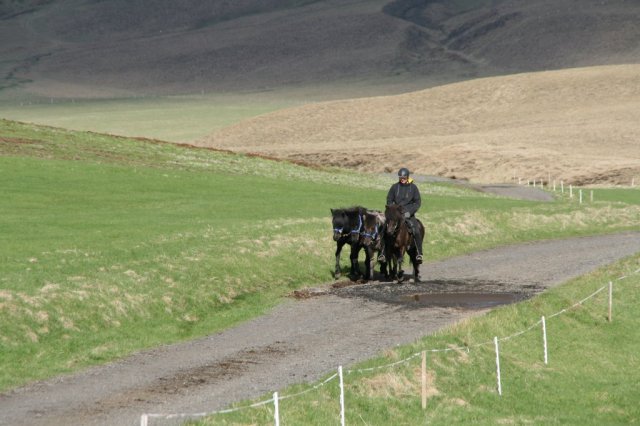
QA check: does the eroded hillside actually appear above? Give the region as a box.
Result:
[198,64,640,185]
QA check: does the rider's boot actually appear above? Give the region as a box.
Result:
[410,219,423,264]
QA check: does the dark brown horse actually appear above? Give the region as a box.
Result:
[330,206,365,279]
[383,204,425,283]
[360,210,388,281]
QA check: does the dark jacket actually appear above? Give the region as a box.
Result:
[386,179,421,216]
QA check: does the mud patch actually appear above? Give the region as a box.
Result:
[290,287,329,299]
[330,279,542,309]
[77,342,293,417]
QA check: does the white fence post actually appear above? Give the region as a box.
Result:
[274,392,280,426]
[339,366,346,426]
[494,337,502,396]
[421,351,427,409]
[542,316,548,365]
[140,414,148,426]
[608,281,613,323]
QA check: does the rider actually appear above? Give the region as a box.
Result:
[378,167,424,264]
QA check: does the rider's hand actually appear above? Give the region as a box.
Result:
[403,212,410,218]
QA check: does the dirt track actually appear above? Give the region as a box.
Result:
[1,231,640,426]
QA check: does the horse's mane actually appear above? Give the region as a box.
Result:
[335,206,366,216]
[385,204,404,215]
[366,209,385,225]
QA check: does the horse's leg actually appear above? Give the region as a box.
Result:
[364,246,373,281]
[390,256,397,282]
[376,242,388,280]
[380,260,388,280]
[397,249,405,283]
[334,240,345,279]
[349,243,362,280]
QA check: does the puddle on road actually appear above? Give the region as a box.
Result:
[401,292,527,309]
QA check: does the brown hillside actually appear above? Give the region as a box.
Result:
[1,0,639,98]
[197,64,640,185]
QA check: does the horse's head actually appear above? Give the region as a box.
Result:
[331,208,348,241]
[360,211,381,248]
[384,204,404,236]
[331,207,365,244]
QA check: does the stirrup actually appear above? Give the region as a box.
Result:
[377,254,386,262]
[415,254,423,264]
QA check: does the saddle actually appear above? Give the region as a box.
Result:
[404,217,418,235]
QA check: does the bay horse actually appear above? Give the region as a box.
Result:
[383,204,425,283]
[330,206,365,279]
[360,210,388,281]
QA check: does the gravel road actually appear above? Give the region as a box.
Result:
[1,231,639,426]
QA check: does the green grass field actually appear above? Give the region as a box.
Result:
[0,94,292,142]
[1,119,639,395]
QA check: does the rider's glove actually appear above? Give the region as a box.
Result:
[403,212,410,218]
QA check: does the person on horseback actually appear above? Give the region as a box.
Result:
[378,167,424,263]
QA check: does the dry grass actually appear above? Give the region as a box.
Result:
[199,64,640,185]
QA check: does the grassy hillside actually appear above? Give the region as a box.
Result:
[0,94,292,142]
[1,119,639,391]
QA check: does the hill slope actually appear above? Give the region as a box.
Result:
[198,64,640,185]
[1,0,639,98]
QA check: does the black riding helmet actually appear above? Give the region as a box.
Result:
[398,167,410,178]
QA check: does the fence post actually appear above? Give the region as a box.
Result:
[274,392,280,426]
[421,351,427,409]
[140,414,148,426]
[542,316,548,365]
[608,281,613,322]
[339,366,345,426]
[494,337,502,396]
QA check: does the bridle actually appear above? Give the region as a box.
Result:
[333,213,363,238]
[360,223,380,242]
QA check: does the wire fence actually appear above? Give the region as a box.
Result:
[141,266,640,425]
